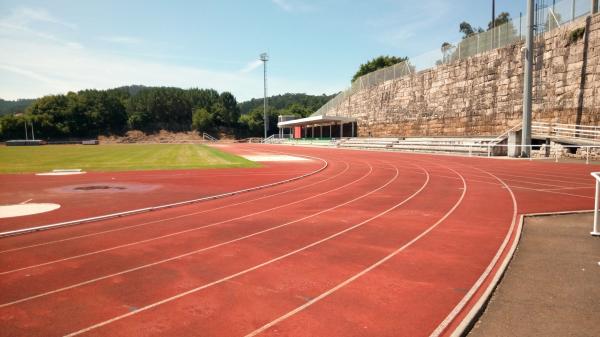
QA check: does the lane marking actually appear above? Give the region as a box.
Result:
[0,203,61,219]
[0,162,393,307]
[429,164,518,337]
[19,199,33,205]
[0,162,352,255]
[245,165,465,337]
[0,162,370,275]
[0,153,329,238]
[61,162,429,337]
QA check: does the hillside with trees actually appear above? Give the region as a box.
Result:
[0,87,334,140]
[0,98,36,116]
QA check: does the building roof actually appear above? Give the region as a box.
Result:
[277,115,356,127]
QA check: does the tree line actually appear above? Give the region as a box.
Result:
[0,87,333,140]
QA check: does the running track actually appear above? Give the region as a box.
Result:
[0,144,595,337]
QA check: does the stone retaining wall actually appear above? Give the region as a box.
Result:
[329,13,600,137]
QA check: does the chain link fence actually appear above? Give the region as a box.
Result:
[313,0,593,118]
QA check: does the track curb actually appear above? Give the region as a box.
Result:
[0,150,328,238]
[449,209,594,337]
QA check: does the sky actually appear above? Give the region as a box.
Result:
[0,0,526,101]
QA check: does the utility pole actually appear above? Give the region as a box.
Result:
[492,0,496,29]
[521,0,534,157]
[492,0,496,48]
[260,53,269,139]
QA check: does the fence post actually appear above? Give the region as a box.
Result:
[592,174,600,236]
[587,147,590,165]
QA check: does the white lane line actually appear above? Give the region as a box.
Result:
[0,152,329,238]
[0,162,370,275]
[493,172,591,186]
[537,186,595,191]
[429,164,519,337]
[61,163,429,337]
[0,163,389,307]
[0,162,352,255]
[244,165,465,337]
[19,199,33,205]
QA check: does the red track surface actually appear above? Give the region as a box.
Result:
[0,144,595,337]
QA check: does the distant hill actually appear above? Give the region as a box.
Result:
[238,93,336,116]
[0,98,36,116]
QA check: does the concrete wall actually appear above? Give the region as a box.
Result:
[329,13,600,137]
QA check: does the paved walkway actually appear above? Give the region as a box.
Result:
[469,212,600,337]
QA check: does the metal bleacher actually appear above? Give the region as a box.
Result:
[338,137,500,156]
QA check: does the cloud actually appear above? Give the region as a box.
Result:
[271,0,315,13]
[98,36,143,45]
[0,7,82,49]
[1,7,77,30]
[0,6,340,101]
[240,59,263,73]
[0,35,341,101]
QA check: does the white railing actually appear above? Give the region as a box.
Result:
[532,122,600,142]
[202,132,218,141]
[591,172,600,236]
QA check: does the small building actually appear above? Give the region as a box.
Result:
[277,114,357,139]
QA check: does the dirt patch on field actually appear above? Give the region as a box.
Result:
[98,130,237,144]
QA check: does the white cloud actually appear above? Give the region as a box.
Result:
[98,36,143,45]
[1,7,77,30]
[0,35,341,101]
[240,59,263,73]
[0,6,341,101]
[271,0,315,13]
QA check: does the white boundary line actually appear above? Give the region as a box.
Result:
[61,162,430,337]
[244,165,466,337]
[0,153,328,238]
[0,162,352,255]
[0,161,372,275]
[429,166,518,337]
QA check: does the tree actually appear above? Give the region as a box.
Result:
[352,56,408,82]
[192,107,213,131]
[217,92,239,126]
[460,21,484,39]
[488,12,511,30]
[440,42,455,63]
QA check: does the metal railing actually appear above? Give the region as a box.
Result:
[532,122,600,142]
[202,132,218,141]
[313,0,592,118]
[591,172,600,236]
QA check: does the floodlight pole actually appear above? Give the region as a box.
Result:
[260,53,269,140]
[31,122,35,141]
[492,0,496,47]
[24,120,28,140]
[521,0,534,158]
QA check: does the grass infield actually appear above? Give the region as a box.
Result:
[0,144,259,173]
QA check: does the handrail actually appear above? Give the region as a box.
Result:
[262,135,275,143]
[490,122,522,145]
[202,132,218,141]
[591,172,600,236]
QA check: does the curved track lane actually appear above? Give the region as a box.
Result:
[0,144,595,337]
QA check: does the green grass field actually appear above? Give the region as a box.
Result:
[0,144,259,173]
